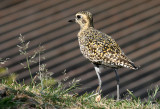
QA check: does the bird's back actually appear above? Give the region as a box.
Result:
[78,27,137,70]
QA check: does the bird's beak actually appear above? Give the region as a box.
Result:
[68,19,75,22]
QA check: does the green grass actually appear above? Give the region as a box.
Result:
[0,79,159,109]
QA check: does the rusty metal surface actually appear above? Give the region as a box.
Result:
[0,0,160,99]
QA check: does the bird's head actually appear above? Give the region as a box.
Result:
[68,11,94,29]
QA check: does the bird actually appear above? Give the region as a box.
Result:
[68,11,138,100]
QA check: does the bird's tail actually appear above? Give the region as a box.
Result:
[129,62,140,70]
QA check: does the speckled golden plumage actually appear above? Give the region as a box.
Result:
[68,11,138,100]
[71,11,138,70]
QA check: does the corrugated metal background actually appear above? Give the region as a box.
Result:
[0,0,160,99]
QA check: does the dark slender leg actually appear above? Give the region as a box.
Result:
[94,66,102,94]
[114,69,120,100]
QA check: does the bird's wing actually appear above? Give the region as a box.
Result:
[87,30,137,69]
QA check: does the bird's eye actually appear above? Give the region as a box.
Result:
[77,15,81,19]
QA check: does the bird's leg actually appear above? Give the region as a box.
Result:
[114,69,120,101]
[94,66,102,94]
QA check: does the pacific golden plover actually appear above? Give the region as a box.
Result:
[68,11,138,100]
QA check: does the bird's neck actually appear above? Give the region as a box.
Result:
[78,27,94,38]
[80,21,94,30]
